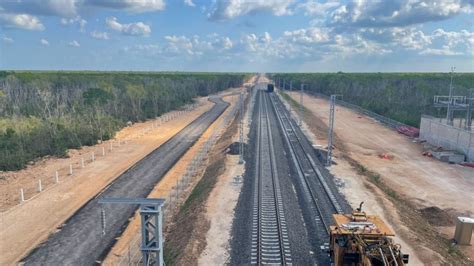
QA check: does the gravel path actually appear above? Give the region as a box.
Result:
[23,97,229,265]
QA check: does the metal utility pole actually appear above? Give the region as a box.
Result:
[290,80,293,93]
[98,198,165,266]
[446,67,456,126]
[239,92,245,164]
[327,95,341,167]
[299,83,305,126]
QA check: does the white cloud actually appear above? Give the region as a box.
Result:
[90,31,109,40]
[2,36,14,43]
[329,0,474,29]
[420,47,463,56]
[68,40,80,47]
[184,0,196,7]
[283,28,330,45]
[0,0,79,18]
[106,17,151,36]
[60,16,87,32]
[208,0,295,21]
[298,0,339,16]
[0,13,45,31]
[85,0,165,13]
[40,38,49,45]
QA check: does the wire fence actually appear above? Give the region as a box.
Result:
[115,94,244,265]
[4,104,198,212]
[306,91,412,129]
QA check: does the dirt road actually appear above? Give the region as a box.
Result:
[21,97,229,264]
[286,91,473,215]
[103,89,243,264]
[0,99,213,264]
[286,91,473,262]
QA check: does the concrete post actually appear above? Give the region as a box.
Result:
[38,179,43,192]
[81,157,85,168]
[20,188,25,203]
[55,171,59,183]
[92,152,95,161]
[69,164,73,175]
[110,143,113,152]
[102,147,105,156]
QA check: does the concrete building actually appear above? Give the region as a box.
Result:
[420,115,474,162]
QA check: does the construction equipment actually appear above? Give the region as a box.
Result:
[329,202,409,265]
[267,83,274,92]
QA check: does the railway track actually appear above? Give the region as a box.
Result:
[268,91,345,247]
[251,89,292,265]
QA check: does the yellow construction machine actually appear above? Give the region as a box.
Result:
[329,202,409,265]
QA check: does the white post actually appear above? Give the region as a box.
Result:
[102,147,105,156]
[81,157,85,168]
[92,152,95,161]
[69,164,73,175]
[55,171,59,183]
[20,189,25,203]
[38,179,43,192]
[110,143,113,152]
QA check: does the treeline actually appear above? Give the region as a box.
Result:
[270,72,474,127]
[0,71,250,170]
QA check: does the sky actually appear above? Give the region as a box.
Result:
[0,0,473,72]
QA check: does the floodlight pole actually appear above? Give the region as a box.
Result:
[446,67,455,126]
[299,83,305,126]
[327,94,342,167]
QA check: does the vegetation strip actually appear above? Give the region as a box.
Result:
[0,71,249,170]
[271,73,474,127]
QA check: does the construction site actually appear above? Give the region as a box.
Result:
[0,72,472,266]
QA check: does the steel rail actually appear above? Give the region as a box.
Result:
[269,93,342,235]
[251,89,291,265]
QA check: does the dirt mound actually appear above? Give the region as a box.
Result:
[419,206,455,226]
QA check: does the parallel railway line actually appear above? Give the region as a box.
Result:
[250,89,292,265]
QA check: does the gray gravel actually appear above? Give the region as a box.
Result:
[23,97,229,265]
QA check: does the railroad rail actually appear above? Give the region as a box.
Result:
[251,89,292,265]
[269,91,344,235]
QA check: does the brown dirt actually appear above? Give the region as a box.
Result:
[284,91,473,265]
[101,89,243,265]
[419,206,456,226]
[0,97,215,265]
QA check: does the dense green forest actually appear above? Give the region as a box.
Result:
[270,73,473,127]
[0,71,249,171]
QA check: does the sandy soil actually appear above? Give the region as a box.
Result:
[198,85,254,264]
[284,91,474,263]
[286,91,473,215]
[0,98,213,265]
[102,88,243,265]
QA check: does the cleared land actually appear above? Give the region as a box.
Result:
[0,97,212,264]
[103,88,242,264]
[286,91,473,263]
[22,97,229,264]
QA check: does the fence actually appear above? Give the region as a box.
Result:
[5,104,197,211]
[115,93,244,265]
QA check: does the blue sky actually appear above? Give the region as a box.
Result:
[0,0,473,72]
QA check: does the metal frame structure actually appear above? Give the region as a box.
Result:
[98,198,165,266]
[434,88,474,131]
